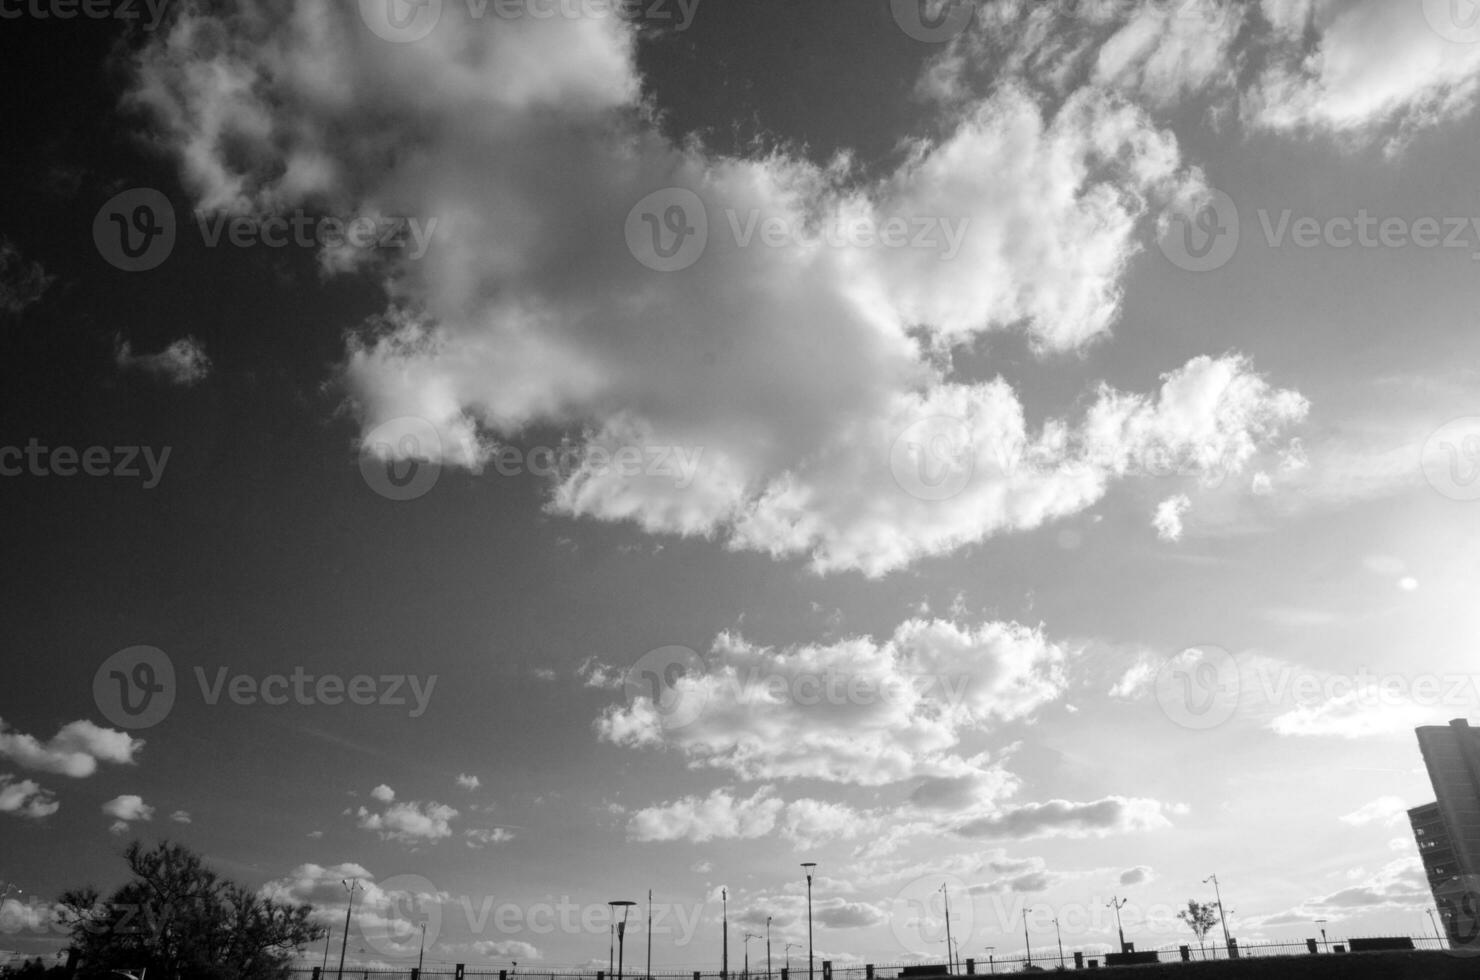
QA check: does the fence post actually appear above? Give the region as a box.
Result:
[822,962,831,980]
[1073,953,1083,970]
[456,966,466,980]
[780,970,788,980]
[1179,946,1190,962]
[1306,939,1318,954]
[499,972,505,980]
[412,971,420,980]
[965,959,974,975]
[1228,938,1239,959]
[312,970,321,980]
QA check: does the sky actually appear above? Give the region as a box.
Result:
[5,0,1480,970]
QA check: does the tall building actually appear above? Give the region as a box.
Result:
[1409,718,1480,950]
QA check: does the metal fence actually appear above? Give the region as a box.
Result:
[289,937,1461,980]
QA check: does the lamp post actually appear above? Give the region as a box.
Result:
[610,901,637,980]
[321,926,332,975]
[1107,897,1127,954]
[337,879,361,980]
[1426,908,1445,947]
[1022,907,1032,970]
[418,922,427,973]
[648,891,654,980]
[1051,916,1064,970]
[800,864,817,980]
[766,916,773,980]
[940,882,955,974]
[744,933,760,980]
[982,947,994,975]
[722,889,729,980]
[1203,875,1233,959]
[1314,919,1327,953]
[785,943,802,975]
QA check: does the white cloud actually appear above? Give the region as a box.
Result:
[578,658,624,691]
[1339,796,1409,827]
[1108,657,1156,699]
[370,784,396,803]
[453,941,542,961]
[114,336,212,387]
[596,618,1069,785]
[170,810,192,824]
[102,795,154,824]
[1120,865,1154,886]
[0,719,143,778]
[1268,692,1437,738]
[122,3,1307,578]
[356,799,458,844]
[0,774,59,819]
[780,799,879,850]
[1152,493,1192,542]
[465,828,514,848]
[456,773,481,791]
[627,787,783,843]
[954,796,1181,841]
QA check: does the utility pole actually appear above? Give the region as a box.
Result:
[647,890,653,980]
[766,916,773,980]
[1022,907,1032,970]
[940,883,955,974]
[321,926,332,974]
[1052,916,1064,970]
[418,923,426,974]
[801,864,817,980]
[1107,897,1127,954]
[337,879,361,980]
[1204,875,1233,958]
[722,888,729,980]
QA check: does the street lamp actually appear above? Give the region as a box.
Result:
[1203,875,1233,959]
[982,946,994,975]
[785,943,802,975]
[766,916,773,980]
[722,889,729,980]
[1022,907,1033,970]
[1107,897,1128,954]
[1051,915,1064,970]
[800,863,817,980]
[610,901,637,980]
[1314,919,1327,953]
[939,882,956,974]
[1426,908,1445,947]
[337,879,361,980]
[418,922,427,973]
[744,933,760,980]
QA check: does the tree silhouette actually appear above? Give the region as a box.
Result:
[56,841,322,980]
[1176,900,1220,960]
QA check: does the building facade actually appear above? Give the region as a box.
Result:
[1409,718,1480,950]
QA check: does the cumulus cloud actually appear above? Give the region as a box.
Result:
[465,827,514,848]
[121,2,1307,578]
[456,773,481,790]
[955,796,1182,841]
[452,941,542,961]
[0,719,143,778]
[1152,493,1192,542]
[1250,857,1431,925]
[1268,692,1437,738]
[596,618,1069,785]
[627,787,783,843]
[1119,865,1154,886]
[0,774,59,819]
[114,336,212,387]
[370,784,395,803]
[103,795,155,833]
[261,863,445,957]
[170,810,192,824]
[356,798,458,844]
